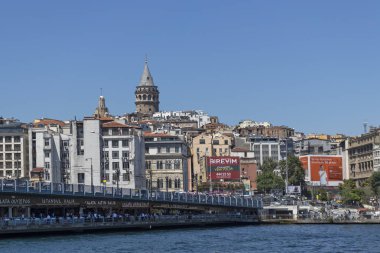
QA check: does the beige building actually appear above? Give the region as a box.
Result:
[191,132,233,187]
[347,129,380,185]
[144,132,189,192]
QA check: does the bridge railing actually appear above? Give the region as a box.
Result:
[0,179,263,209]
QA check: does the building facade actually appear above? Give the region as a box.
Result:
[347,129,380,185]
[0,118,29,179]
[191,133,233,186]
[144,132,189,192]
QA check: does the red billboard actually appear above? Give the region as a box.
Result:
[300,155,343,186]
[207,156,240,181]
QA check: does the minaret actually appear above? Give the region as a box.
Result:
[94,95,110,118]
[135,59,160,115]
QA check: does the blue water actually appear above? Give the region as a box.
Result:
[0,225,378,253]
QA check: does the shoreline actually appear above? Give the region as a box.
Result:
[1,218,380,238]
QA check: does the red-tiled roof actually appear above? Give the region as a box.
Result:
[31,167,44,173]
[232,147,250,152]
[33,119,65,127]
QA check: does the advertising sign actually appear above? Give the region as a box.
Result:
[287,186,301,194]
[300,155,343,187]
[207,156,240,181]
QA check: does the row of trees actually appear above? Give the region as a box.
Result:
[256,156,305,194]
[339,172,380,204]
[256,154,380,206]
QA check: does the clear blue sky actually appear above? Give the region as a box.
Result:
[0,1,379,136]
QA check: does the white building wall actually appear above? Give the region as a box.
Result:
[83,119,101,186]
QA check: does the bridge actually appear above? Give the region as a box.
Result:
[0,179,262,235]
[0,179,262,219]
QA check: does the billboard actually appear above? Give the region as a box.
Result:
[287,186,301,194]
[207,156,240,181]
[300,155,343,187]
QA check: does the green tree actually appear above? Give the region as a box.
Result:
[338,179,364,204]
[368,171,380,196]
[256,159,285,194]
[279,155,305,187]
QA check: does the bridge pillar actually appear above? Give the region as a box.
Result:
[8,207,13,218]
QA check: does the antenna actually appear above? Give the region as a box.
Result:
[363,122,368,134]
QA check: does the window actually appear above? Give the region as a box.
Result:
[0,162,3,169]
[122,151,129,158]
[145,147,149,154]
[0,145,2,151]
[78,173,85,184]
[14,153,21,160]
[224,140,228,145]
[5,153,12,160]
[157,147,161,153]
[103,151,109,158]
[213,140,219,145]
[45,162,50,169]
[175,146,179,153]
[123,161,129,169]
[105,173,110,181]
[6,162,12,169]
[175,179,181,188]
[0,154,2,160]
[166,147,170,153]
[165,161,171,170]
[5,145,11,151]
[5,136,12,143]
[174,160,180,169]
[0,137,2,142]
[123,173,130,181]
[168,178,172,189]
[44,139,50,146]
[122,140,129,147]
[104,140,109,148]
[14,136,20,143]
[112,151,119,159]
[45,152,50,158]
[200,139,205,144]
[112,162,119,169]
[112,173,119,181]
[0,171,3,177]
[112,140,119,148]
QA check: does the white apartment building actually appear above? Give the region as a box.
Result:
[153,110,211,128]
[0,119,29,179]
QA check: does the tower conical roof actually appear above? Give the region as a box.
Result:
[138,61,155,86]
